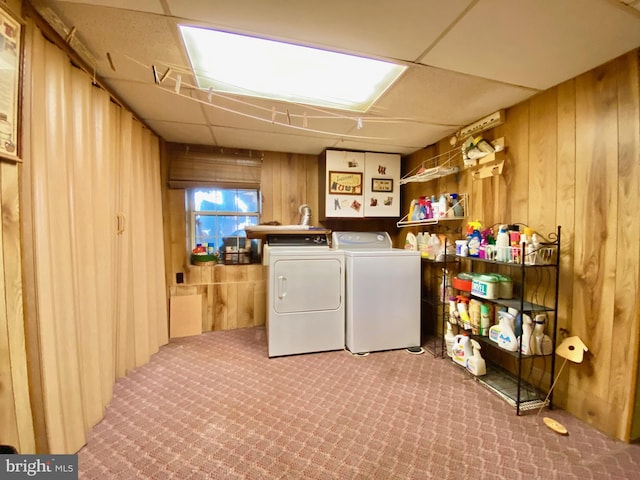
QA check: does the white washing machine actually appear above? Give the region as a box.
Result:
[332,231,421,354]
[265,233,345,357]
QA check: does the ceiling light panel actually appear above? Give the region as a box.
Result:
[179,26,407,112]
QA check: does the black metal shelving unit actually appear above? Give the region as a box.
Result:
[421,242,458,358]
[452,225,561,415]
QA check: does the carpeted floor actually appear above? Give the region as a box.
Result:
[78,327,640,479]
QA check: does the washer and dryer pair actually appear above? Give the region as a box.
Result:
[265,231,420,357]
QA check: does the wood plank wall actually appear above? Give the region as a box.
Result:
[162,150,321,332]
[160,50,640,442]
[399,50,640,442]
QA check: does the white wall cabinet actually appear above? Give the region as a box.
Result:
[319,150,400,220]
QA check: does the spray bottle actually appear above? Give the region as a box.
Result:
[444,321,456,358]
[489,310,518,352]
[466,339,487,376]
[456,295,471,330]
[519,314,535,355]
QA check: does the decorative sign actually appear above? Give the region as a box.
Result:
[0,4,22,162]
[371,178,393,192]
[329,171,362,195]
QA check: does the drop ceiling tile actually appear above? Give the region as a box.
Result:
[373,65,538,126]
[145,120,215,145]
[39,0,165,14]
[421,0,640,90]
[165,0,473,61]
[335,122,457,155]
[211,127,334,155]
[39,3,187,83]
[198,93,358,136]
[107,80,208,124]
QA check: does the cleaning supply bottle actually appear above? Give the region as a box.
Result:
[466,339,487,376]
[444,321,455,358]
[456,296,471,330]
[469,299,482,335]
[451,193,463,217]
[467,221,482,257]
[496,224,510,262]
[430,194,439,218]
[438,193,448,218]
[479,303,492,336]
[410,198,421,221]
[533,314,548,355]
[449,297,461,327]
[451,333,472,367]
[489,310,518,352]
[425,197,433,219]
[519,314,535,355]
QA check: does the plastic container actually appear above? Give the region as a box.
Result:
[494,274,513,299]
[444,321,455,358]
[453,272,473,292]
[455,239,468,257]
[466,339,487,376]
[451,333,472,367]
[471,274,500,299]
[496,224,510,262]
[480,303,492,336]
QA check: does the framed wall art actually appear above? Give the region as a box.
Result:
[0,4,23,162]
[371,178,393,193]
[328,171,362,195]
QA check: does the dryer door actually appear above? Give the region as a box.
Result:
[272,257,342,313]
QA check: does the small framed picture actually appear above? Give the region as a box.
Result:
[371,178,393,192]
[329,171,362,195]
[0,4,23,163]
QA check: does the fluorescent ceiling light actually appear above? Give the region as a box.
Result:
[179,26,407,112]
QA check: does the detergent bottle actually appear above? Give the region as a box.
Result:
[451,333,472,367]
[449,297,461,327]
[489,310,518,352]
[479,303,492,336]
[444,321,456,358]
[519,314,535,355]
[467,221,482,257]
[469,299,482,335]
[456,296,471,330]
[466,339,487,376]
[496,224,510,262]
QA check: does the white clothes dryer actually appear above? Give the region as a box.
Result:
[266,233,345,357]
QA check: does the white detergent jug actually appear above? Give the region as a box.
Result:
[451,333,472,367]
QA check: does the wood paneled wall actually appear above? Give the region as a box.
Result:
[162,150,321,331]
[399,50,640,442]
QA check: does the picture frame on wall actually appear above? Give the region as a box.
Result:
[371,178,393,193]
[328,171,362,195]
[0,4,23,163]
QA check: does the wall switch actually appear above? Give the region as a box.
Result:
[176,272,184,284]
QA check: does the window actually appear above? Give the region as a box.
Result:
[188,187,260,260]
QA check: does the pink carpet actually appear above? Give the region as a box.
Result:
[78,327,640,479]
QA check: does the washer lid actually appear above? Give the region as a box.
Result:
[332,231,392,250]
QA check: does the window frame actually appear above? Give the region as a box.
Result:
[186,187,262,257]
